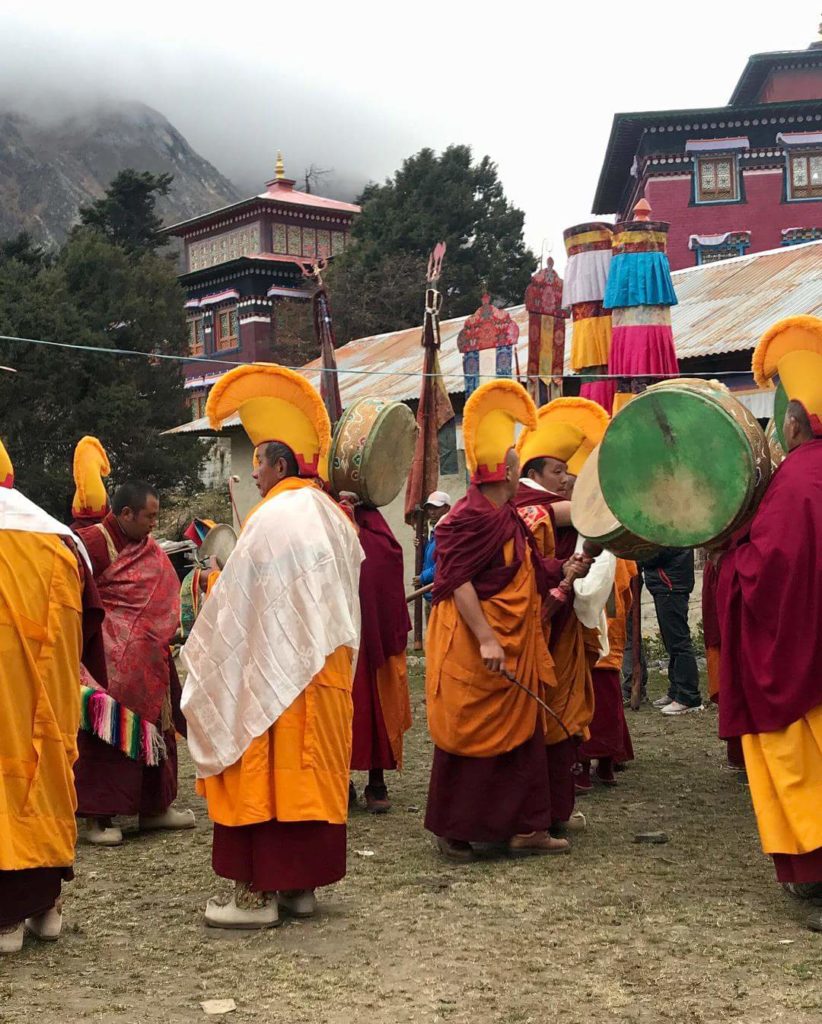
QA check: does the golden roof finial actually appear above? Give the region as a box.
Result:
[275,152,285,180]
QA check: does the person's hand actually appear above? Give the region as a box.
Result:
[563,554,591,581]
[479,637,506,673]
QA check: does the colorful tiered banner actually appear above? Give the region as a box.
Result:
[457,293,520,399]
[524,259,566,405]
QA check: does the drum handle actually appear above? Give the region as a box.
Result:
[502,670,573,741]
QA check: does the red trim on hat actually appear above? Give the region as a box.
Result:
[257,439,320,478]
[1,472,13,489]
[470,461,507,484]
[810,413,822,438]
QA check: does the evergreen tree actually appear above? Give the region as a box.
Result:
[327,145,536,342]
[79,169,173,256]
[0,174,201,516]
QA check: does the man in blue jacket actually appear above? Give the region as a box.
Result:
[414,491,451,614]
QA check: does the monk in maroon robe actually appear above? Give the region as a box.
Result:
[74,481,193,846]
[349,506,412,813]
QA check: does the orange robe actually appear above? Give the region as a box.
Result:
[426,541,553,758]
[0,532,82,871]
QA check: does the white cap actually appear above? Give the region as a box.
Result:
[424,490,451,508]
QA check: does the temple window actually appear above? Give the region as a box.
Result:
[187,316,205,356]
[695,156,739,203]
[787,151,822,200]
[215,308,239,351]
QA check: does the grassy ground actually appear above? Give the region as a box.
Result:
[2,668,820,1024]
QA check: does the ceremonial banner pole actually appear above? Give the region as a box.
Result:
[305,258,343,427]
[404,243,454,650]
[524,257,566,406]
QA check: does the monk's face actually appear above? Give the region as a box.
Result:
[503,448,520,501]
[253,444,288,497]
[529,457,569,496]
[119,494,160,541]
[564,474,577,498]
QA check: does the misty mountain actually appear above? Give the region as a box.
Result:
[0,101,241,247]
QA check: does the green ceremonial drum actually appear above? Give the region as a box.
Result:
[571,444,661,561]
[328,397,418,508]
[598,379,772,549]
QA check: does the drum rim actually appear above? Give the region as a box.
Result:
[329,397,416,507]
[600,386,759,548]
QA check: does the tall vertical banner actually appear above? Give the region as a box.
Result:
[525,258,566,406]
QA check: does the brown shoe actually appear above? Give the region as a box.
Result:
[435,836,476,862]
[509,831,571,857]
[364,785,391,815]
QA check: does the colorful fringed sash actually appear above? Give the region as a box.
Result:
[80,685,167,766]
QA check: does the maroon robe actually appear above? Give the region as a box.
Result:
[350,508,411,772]
[74,514,180,819]
[717,440,822,881]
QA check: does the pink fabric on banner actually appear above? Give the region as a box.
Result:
[580,380,616,414]
[608,325,679,377]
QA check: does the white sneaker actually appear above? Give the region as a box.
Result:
[139,807,195,831]
[652,696,673,708]
[85,819,123,846]
[0,922,24,955]
[277,889,317,919]
[204,887,280,930]
[661,701,704,716]
[25,905,62,942]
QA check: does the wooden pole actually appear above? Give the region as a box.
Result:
[413,507,425,649]
[629,573,643,711]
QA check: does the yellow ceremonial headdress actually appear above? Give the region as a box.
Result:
[71,436,111,519]
[753,315,822,438]
[515,396,608,474]
[206,363,331,477]
[0,438,13,489]
[463,379,537,484]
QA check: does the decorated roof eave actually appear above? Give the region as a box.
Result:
[730,47,822,106]
[162,194,358,238]
[178,255,312,286]
[592,97,822,214]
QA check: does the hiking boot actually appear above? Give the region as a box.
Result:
[205,884,280,930]
[550,811,586,838]
[595,759,617,786]
[434,836,476,863]
[575,762,593,794]
[364,784,391,814]
[509,831,571,857]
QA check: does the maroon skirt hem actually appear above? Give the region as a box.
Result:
[580,668,633,761]
[350,656,397,772]
[212,819,346,891]
[424,725,551,843]
[546,737,578,826]
[74,729,178,818]
[773,847,822,884]
[0,867,73,927]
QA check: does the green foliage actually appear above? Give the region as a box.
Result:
[327,145,536,342]
[0,174,202,517]
[78,169,173,256]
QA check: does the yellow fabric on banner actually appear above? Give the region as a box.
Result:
[565,229,613,248]
[571,315,612,371]
[613,230,669,247]
[0,532,82,870]
[741,704,822,855]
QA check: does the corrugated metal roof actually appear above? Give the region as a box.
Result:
[166,241,822,436]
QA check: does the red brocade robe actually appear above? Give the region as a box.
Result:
[716,440,822,883]
[350,507,412,771]
[74,514,183,818]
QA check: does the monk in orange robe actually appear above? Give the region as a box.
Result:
[717,317,822,917]
[514,398,608,831]
[0,443,101,954]
[424,380,570,861]
[349,505,411,814]
[182,364,364,929]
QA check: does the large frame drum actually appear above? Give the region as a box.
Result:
[571,444,660,561]
[328,397,418,508]
[598,378,771,549]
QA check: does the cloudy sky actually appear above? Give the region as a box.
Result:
[0,1,817,261]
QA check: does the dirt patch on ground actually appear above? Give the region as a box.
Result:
[2,669,820,1023]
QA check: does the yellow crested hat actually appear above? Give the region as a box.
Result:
[753,315,822,437]
[207,363,331,477]
[516,396,608,473]
[464,379,537,484]
[0,438,13,489]
[71,436,111,519]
